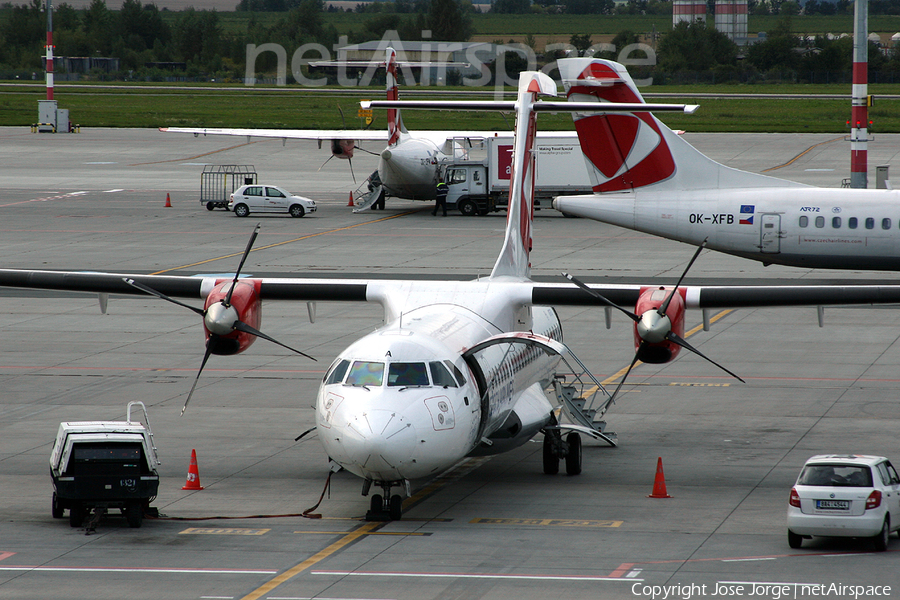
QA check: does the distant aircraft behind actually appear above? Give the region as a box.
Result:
[161,48,593,213]
[552,58,900,271]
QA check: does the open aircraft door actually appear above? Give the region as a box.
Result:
[760,213,782,254]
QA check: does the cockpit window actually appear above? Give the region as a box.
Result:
[429,361,457,387]
[388,362,428,387]
[324,359,350,385]
[346,361,384,386]
[445,360,466,386]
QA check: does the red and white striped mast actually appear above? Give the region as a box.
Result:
[45,0,54,101]
[850,0,868,188]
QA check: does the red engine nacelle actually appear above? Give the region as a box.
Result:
[633,286,686,364]
[331,139,356,159]
[203,279,262,356]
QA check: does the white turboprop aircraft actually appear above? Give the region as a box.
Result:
[162,47,495,208]
[552,57,900,271]
[5,71,900,521]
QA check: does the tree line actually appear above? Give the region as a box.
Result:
[2,0,900,84]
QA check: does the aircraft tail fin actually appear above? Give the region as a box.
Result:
[490,72,558,280]
[557,58,806,193]
[385,47,406,145]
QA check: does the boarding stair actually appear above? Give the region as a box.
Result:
[552,352,618,447]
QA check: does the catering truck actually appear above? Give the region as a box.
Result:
[50,402,160,528]
[441,134,593,216]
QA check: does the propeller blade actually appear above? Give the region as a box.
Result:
[225,224,260,306]
[316,154,334,172]
[123,278,205,317]
[659,238,708,315]
[563,272,640,323]
[231,320,317,362]
[666,331,745,383]
[182,342,214,416]
[608,347,643,405]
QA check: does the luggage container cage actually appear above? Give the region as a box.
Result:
[200,165,257,210]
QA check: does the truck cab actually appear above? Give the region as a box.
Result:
[444,164,491,216]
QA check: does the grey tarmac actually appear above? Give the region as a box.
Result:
[0,127,897,600]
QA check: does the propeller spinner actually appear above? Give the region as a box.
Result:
[124,224,315,415]
[563,238,743,404]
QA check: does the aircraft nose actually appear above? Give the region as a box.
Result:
[340,408,417,478]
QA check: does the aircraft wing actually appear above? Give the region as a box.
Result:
[2,269,900,311]
[158,126,572,144]
[159,126,389,142]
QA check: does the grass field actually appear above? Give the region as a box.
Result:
[2,82,899,132]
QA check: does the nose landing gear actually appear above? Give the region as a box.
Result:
[363,478,409,521]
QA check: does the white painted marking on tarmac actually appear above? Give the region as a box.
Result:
[103,189,125,193]
[84,162,117,165]
[0,566,278,574]
[804,168,834,171]
[626,568,642,578]
[722,557,776,562]
[312,570,640,582]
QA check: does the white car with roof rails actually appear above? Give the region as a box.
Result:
[228,184,316,218]
[787,454,900,550]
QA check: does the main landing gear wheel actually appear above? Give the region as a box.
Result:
[565,432,582,475]
[543,433,559,475]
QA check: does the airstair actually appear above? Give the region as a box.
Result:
[351,171,384,213]
[552,352,618,447]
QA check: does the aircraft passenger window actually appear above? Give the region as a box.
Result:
[445,360,467,385]
[346,361,384,386]
[429,361,457,387]
[866,217,875,229]
[849,217,858,229]
[387,362,428,386]
[815,216,824,228]
[832,217,841,228]
[883,218,892,230]
[266,188,286,198]
[324,359,350,384]
[799,216,808,227]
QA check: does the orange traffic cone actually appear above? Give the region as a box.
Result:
[648,457,672,498]
[181,449,204,490]
[347,192,354,207]
[165,193,172,208]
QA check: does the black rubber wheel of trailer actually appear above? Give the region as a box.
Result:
[51,493,63,519]
[125,501,143,528]
[206,202,215,211]
[565,432,583,476]
[69,503,84,527]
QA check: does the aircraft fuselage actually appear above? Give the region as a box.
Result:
[555,186,900,270]
[315,281,562,483]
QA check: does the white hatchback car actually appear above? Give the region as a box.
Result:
[228,184,316,218]
[787,454,900,550]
